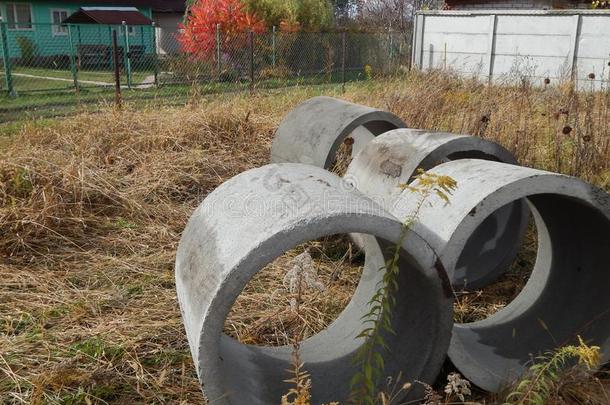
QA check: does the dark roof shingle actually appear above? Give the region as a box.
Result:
[63,7,154,25]
[45,1,186,13]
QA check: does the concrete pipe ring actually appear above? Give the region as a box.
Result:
[345,129,529,290]
[270,96,406,169]
[175,163,453,405]
[391,159,610,392]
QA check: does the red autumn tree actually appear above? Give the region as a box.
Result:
[177,0,267,60]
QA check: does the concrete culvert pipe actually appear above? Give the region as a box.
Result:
[390,159,610,393]
[175,163,453,405]
[270,96,406,168]
[345,129,528,290]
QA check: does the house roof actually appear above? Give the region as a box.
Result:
[43,1,186,13]
[62,7,154,25]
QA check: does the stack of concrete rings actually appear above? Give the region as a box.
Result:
[176,96,610,403]
[175,164,453,404]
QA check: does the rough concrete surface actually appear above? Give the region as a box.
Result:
[391,159,610,392]
[270,96,406,168]
[175,163,453,404]
[346,129,528,289]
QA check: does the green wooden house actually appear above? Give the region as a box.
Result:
[0,1,183,60]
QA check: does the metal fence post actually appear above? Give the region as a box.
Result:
[249,30,254,94]
[122,21,132,89]
[388,28,393,72]
[272,26,276,67]
[216,23,221,81]
[67,24,79,94]
[112,29,122,107]
[341,31,346,93]
[0,19,15,97]
[151,22,159,87]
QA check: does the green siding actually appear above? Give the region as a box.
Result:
[0,1,154,58]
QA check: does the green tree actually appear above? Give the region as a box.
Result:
[297,0,333,30]
[243,0,333,30]
[243,0,298,27]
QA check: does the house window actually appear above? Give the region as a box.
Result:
[119,25,136,36]
[51,9,69,36]
[6,3,33,30]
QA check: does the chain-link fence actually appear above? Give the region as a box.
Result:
[0,22,411,122]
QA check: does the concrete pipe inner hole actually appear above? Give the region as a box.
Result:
[454,202,538,323]
[216,230,446,403]
[450,193,609,385]
[224,234,365,347]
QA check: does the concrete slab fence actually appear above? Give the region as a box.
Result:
[411,9,610,90]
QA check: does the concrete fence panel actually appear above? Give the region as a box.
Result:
[413,10,610,89]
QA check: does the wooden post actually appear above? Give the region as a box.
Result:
[112,30,122,108]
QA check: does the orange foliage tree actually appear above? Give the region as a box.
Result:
[177,0,267,59]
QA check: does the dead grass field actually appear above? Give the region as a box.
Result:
[1,71,609,404]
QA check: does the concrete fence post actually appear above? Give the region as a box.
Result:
[0,19,15,97]
[412,13,425,70]
[66,24,79,94]
[486,14,497,82]
[568,14,582,83]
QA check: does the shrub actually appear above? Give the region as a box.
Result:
[177,0,266,60]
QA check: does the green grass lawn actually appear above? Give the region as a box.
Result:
[1,66,155,94]
[1,72,74,92]
[0,70,366,122]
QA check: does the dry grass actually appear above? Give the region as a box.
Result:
[225,235,364,347]
[1,71,609,404]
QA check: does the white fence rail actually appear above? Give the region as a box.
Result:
[411,10,610,89]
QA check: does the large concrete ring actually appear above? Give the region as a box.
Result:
[391,159,610,392]
[345,129,529,290]
[175,163,453,404]
[270,96,406,168]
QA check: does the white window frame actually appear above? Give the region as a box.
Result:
[5,2,34,31]
[50,8,70,36]
[119,24,136,37]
